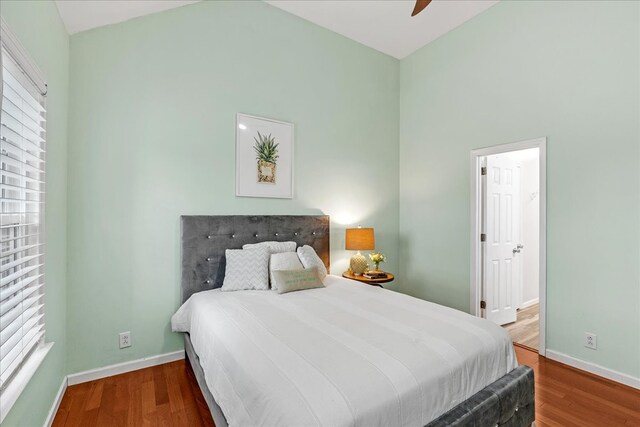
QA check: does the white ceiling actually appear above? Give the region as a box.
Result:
[265,0,498,59]
[55,0,498,59]
[55,1,199,35]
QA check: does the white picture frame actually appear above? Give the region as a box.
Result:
[236,113,294,199]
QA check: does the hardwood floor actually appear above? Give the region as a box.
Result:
[52,360,215,427]
[53,348,640,427]
[504,303,539,350]
[515,346,640,426]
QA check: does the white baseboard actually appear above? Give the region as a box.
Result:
[546,349,640,390]
[67,350,185,386]
[520,298,539,309]
[44,376,68,427]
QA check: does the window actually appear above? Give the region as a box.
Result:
[0,18,49,421]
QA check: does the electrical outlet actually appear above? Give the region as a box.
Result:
[119,331,131,349]
[584,332,597,350]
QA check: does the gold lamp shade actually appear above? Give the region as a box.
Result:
[345,228,375,251]
[345,228,375,275]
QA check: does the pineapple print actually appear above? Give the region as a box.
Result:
[253,132,279,184]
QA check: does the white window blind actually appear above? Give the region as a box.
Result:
[0,46,46,391]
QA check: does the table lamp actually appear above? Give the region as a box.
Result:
[345,227,375,276]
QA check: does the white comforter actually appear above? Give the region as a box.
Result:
[172,275,517,427]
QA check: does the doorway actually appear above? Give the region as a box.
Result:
[470,138,546,355]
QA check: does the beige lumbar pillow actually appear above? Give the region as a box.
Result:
[271,268,325,294]
[269,252,304,291]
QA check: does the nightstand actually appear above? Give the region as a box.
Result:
[342,271,394,288]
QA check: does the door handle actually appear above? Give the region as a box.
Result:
[513,244,524,254]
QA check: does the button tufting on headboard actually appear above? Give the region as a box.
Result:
[181,215,330,303]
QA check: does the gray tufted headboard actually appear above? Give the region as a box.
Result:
[181,215,330,302]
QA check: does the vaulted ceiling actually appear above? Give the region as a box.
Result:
[55,0,498,59]
[265,1,498,59]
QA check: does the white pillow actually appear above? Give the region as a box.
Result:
[222,248,270,291]
[296,245,328,281]
[243,241,297,253]
[269,252,304,290]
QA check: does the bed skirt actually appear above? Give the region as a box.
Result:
[185,333,229,427]
[184,334,534,427]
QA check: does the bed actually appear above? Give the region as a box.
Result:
[173,215,534,427]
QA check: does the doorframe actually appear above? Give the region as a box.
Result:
[469,137,547,356]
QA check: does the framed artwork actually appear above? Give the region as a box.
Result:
[236,113,294,198]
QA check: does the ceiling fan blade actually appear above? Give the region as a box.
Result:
[411,0,432,16]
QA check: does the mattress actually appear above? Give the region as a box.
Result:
[171,275,518,427]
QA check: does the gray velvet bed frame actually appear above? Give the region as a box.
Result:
[180,215,535,427]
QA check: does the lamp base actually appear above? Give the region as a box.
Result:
[349,252,368,276]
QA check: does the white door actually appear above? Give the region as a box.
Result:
[484,154,521,325]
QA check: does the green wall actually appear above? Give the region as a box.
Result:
[2,1,638,423]
[399,0,639,377]
[66,0,399,373]
[0,1,69,426]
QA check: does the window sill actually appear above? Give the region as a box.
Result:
[0,342,54,423]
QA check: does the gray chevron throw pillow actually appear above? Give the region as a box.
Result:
[222,248,270,291]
